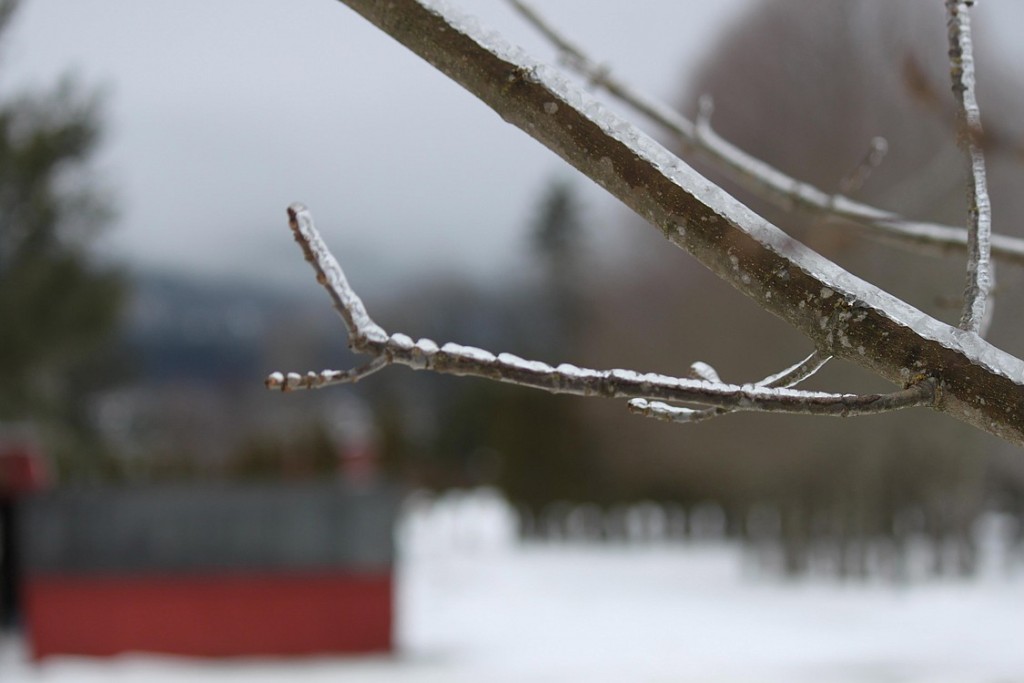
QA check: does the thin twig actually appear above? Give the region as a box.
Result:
[506,0,1024,267]
[837,137,889,197]
[756,350,832,389]
[629,350,833,424]
[946,0,995,335]
[266,357,387,392]
[286,204,387,345]
[688,361,721,383]
[269,205,934,420]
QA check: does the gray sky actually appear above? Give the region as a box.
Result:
[2,0,752,291]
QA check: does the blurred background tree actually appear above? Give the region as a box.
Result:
[364,180,599,527]
[0,0,126,479]
[495,180,600,537]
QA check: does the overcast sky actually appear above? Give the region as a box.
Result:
[7,1,1021,294]
[2,0,754,291]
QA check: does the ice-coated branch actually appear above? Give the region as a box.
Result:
[506,0,1024,267]
[629,382,929,424]
[946,0,995,335]
[266,357,387,392]
[325,0,1024,446]
[688,361,721,383]
[756,350,832,389]
[286,204,387,346]
[267,206,934,420]
[628,351,833,425]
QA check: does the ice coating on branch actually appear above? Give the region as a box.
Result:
[629,399,701,418]
[415,338,439,355]
[441,342,497,364]
[946,0,994,335]
[288,203,387,344]
[689,362,721,383]
[756,351,830,389]
[610,368,641,383]
[556,363,602,380]
[497,352,554,374]
[390,333,415,350]
[742,383,852,402]
[419,0,534,68]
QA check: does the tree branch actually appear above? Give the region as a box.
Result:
[628,382,928,424]
[267,205,934,420]
[757,350,833,389]
[628,351,833,425]
[507,0,1024,267]
[946,0,995,335]
[266,357,387,392]
[322,0,1024,447]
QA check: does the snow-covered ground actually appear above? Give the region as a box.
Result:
[3,488,1023,682]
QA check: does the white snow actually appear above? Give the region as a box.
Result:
[3,489,1022,682]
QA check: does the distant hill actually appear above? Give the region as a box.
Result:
[121,271,341,383]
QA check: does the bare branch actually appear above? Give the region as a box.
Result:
[507,0,1024,267]
[946,0,995,335]
[268,206,934,420]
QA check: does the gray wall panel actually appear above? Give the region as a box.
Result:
[20,482,400,574]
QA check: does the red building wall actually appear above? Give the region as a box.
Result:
[26,572,392,658]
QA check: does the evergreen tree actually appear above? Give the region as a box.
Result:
[496,180,603,536]
[0,0,125,467]
[530,179,585,350]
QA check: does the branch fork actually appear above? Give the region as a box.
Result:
[267,204,936,422]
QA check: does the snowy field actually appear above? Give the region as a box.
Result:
[3,488,1023,683]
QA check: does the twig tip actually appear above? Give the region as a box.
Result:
[287,202,308,227]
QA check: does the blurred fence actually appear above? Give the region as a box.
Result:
[22,482,396,573]
[19,481,401,658]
